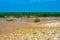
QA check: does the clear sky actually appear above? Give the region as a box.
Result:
[0,0,60,12]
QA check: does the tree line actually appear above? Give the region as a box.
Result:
[0,12,60,17]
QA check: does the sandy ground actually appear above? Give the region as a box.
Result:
[0,17,60,40]
[0,17,60,34]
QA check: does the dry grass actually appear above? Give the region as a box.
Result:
[0,27,60,40]
[0,17,60,40]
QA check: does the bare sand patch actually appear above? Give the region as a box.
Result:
[0,18,60,40]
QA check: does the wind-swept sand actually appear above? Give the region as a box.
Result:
[0,18,60,40]
[0,18,60,34]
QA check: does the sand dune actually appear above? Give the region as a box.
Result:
[0,18,60,40]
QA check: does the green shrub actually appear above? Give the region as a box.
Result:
[34,18,40,22]
[6,18,14,21]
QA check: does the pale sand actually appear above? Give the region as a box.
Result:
[0,18,60,34]
[0,18,60,40]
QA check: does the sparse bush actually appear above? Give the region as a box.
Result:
[6,18,14,21]
[34,18,40,22]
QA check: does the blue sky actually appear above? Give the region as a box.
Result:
[0,0,60,12]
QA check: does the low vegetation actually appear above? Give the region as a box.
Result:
[6,18,14,22]
[34,18,40,22]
